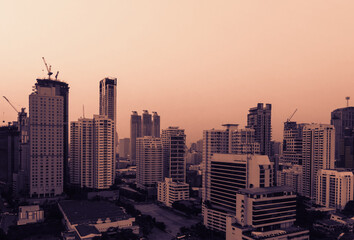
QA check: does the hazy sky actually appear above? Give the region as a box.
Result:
[1,1,354,144]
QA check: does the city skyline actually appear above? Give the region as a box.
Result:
[2,1,354,145]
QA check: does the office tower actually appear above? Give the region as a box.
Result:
[130,111,142,165]
[316,169,353,210]
[157,178,189,207]
[202,124,259,201]
[29,78,69,198]
[247,103,272,156]
[283,122,306,165]
[161,127,186,182]
[302,124,335,199]
[142,110,152,136]
[277,164,303,195]
[136,136,163,189]
[70,115,114,189]
[0,124,20,191]
[331,107,354,168]
[118,138,130,159]
[99,77,117,181]
[226,186,309,240]
[152,112,160,137]
[17,108,30,195]
[203,153,273,232]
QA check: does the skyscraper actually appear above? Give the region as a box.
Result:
[99,77,117,181]
[130,111,142,165]
[136,136,163,189]
[70,115,114,189]
[282,121,306,165]
[130,110,160,165]
[161,127,186,182]
[302,124,335,199]
[29,78,69,198]
[331,107,354,168]
[247,103,272,156]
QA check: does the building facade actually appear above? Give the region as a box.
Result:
[316,169,353,210]
[282,122,306,165]
[277,164,303,195]
[302,124,335,199]
[136,136,163,189]
[29,79,69,198]
[247,103,272,156]
[161,127,186,182]
[157,178,189,207]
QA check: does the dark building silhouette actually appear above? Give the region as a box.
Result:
[331,107,354,168]
[152,112,160,138]
[142,110,152,137]
[130,111,142,165]
[247,103,272,156]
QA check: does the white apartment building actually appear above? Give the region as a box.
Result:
[136,136,163,189]
[316,169,353,210]
[157,178,189,207]
[70,115,114,189]
[277,164,303,195]
[161,127,186,182]
[29,79,68,198]
[226,186,309,240]
[203,153,273,232]
[302,124,335,199]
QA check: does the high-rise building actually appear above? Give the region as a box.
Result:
[316,169,353,210]
[161,127,186,182]
[282,122,306,165]
[226,186,309,240]
[247,103,272,156]
[277,164,303,195]
[136,136,163,189]
[29,79,69,198]
[118,138,130,159]
[99,77,117,180]
[152,112,160,137]
[130,110,160,165]
[70,115,114,189]
[130,111,142,165]
[331,107,354,168]
[202,124,259,201]
[302,124,335,199]
[203,153,273,232]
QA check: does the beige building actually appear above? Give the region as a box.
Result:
[316,169,353,210]
[17,205,44,225]
[157,178,189,207]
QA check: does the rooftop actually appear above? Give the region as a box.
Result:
[238,186,294,195]
[75,224,101,237]
[59,200,131,225]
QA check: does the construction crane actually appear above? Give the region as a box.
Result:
[3,96,19,113]
[286,109,297,122]
[42,57,53,79]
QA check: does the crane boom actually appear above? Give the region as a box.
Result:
[3,96,19,113]
[42,57,53,79]
[287,109,297,122]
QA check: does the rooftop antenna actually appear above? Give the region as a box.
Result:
[2,112,4,124]
[83,105,85,118]
[42,57,53,79]
[55,71,59,80]
[346,96,350,107]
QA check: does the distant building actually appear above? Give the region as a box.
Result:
[29,78,69,198]
[196,139,203,153]
[282,122,306,165]
[302,124,335,199]
[331,107,354,168]
[161,127,186,182]
[152,112,160,138]
[130,111,142,165]
[70,115,115,189]
[316,169,353,210]
[247,103,272,156]
[277,164,303,195]
[59,200,138,239]
[17,205,44,225]
[136,136,163,189]
[157,178,189,207]
[118,138,130,159]
[203,153,273,232]
[226,186,309,240]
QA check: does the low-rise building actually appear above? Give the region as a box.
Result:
[58,200,138,239]
[17,205,44,225]
[158,178,189,207]
[226,186,309,240]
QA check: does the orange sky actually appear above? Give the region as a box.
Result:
[1,0,354,144]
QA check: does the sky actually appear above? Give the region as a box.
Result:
[1,0,354,144]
